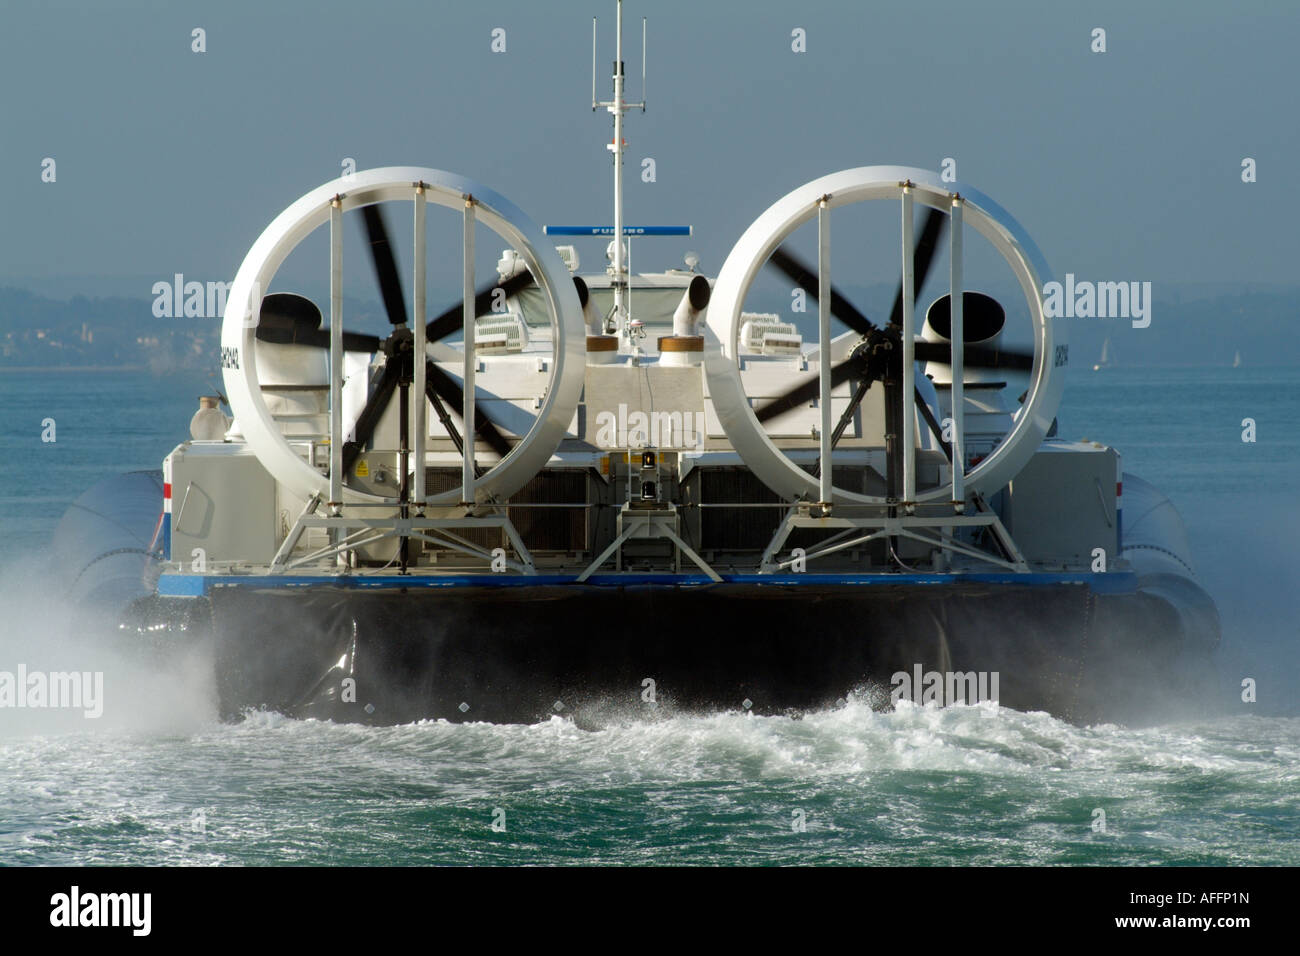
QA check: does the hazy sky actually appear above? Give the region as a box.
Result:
[2,0,1296,301]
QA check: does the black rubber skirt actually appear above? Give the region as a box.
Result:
[126,582,1217,726]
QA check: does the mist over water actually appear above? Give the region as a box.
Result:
[0,563,217,738]
[1057,366,1300,718]
[0,367,1297,864]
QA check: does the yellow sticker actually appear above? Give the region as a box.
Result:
[355,459,369,477]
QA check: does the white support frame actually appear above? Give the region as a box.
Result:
[900,184,916,511]
[817,198,833,508]
[577,504,721,583]
[703,166,1063,508]
[949,194,966,511]
[412,184,428,509]
[270,512,536,575]
[328,198,343,515]
[758,502,1030,574]
[462,196,477,504]
[220,167,586,510]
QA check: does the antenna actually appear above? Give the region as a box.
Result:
[592,8,646,112]
[591,1,648,349]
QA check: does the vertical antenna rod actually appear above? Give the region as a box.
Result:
[593,1,646,344]
[612,0,624,334]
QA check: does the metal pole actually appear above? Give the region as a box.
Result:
[612,0,626,339]
[462,197,477,504]
[818,198,833,509]
[413,184,427,511]
[328,196,343,517]
[901,186,916,511]
[950,195,965,512]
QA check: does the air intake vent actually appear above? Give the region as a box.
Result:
[474,313,528,353]
[739,313,802,355]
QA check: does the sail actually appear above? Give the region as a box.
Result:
[1094,336,1112,370]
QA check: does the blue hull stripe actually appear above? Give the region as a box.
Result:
[157,569,1139,597]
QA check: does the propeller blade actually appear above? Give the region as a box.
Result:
[767,246,877,337]
[914,385,953,463]
[255,291,380,351]
[754,359,860,424]
[341,360,402,476]
[426,361,513,459]
[830,378,872,449]
[426,268,536,342]
[255,326,382,352]
[887,207,946,328]
[361,204,409,327]
[913,339,1035,371]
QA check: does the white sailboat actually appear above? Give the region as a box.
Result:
[1092,336,1112,371]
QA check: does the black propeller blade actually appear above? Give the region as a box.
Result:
[767,246,876,337]
[425,267,536,342]
[887,207,945,328]
[254,291,383,352]
[756,208,946,422]
[913,340,1034,371]
[255,325,382,352]
[337,204,518,478]
[426,361,513,459]
[755,361,860,424]
[336,204,416,481]
[756,335,1033,425]
[361,205,409,327]
[755,203,1034,426]
[913,386,953,462]
[915,290,1034,371]
[343,359,514,477]
[342,360,402,476]
[812,378,955,472]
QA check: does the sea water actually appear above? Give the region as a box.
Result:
[0,365,1296,865]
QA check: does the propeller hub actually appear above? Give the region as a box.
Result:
[381,325,415,360]
[847,327,897,385]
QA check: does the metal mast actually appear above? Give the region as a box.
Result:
[593,1,646,343]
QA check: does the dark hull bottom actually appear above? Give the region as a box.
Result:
[128,583,1219,727]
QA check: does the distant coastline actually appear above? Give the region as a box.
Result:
[3,281,1298,370]
[0,365,148,373]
